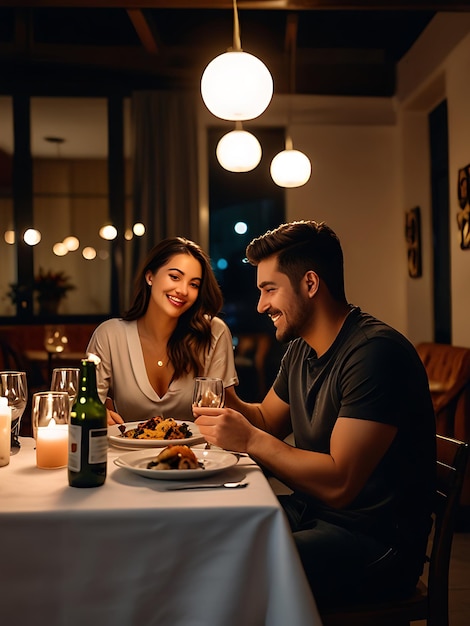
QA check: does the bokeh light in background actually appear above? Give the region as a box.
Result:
[99,224,117,240]
[133,222,145,236]
[63,236,80,251]
[82,246,97,260]
[23,228,41,245]
[4,230,15,244]
[53,242,68,256]
[234,221,248,235]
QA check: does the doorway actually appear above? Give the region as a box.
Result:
[429,99,451,344]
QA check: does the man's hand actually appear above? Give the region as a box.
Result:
[193,406,255,453]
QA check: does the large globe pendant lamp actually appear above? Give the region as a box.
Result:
[201,0,273,121]
[216,123,262,173]
[270,136,312,188]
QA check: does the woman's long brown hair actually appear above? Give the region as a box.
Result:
[123,237,224,380]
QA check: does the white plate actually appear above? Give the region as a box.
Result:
[108,420,205,449]
[113,448,239,480]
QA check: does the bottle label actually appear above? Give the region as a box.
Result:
[88,428,108,464]
[68,425,108,471]
[68,423,81,472]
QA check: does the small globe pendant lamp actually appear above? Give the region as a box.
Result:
[216,122,262,173]
[270,136,311,188]
[201,0,273,121]
[270,14,311,188]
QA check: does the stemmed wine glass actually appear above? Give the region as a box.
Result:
[192,377,224,450]
[51,367,80,409]
[192,377,225,409]
[0,371,28,451]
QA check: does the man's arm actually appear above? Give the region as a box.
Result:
[195,398,397,509]
[245,416,397,508]
[224,385,292,439]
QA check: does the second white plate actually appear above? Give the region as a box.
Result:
[113,448,239,480]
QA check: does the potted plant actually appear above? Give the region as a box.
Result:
[34,268,76,315]
[8,268,76,315]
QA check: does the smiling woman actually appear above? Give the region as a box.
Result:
[85,236,238,425]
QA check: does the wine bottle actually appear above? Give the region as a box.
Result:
[68,355,107,488]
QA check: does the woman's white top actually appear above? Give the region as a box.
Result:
[86,316,238,422]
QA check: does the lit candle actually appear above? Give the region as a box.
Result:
[36,419,68,469]
[0,397,12,467]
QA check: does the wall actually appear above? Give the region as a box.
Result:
[397,14,470,347]
[286,123,404,332]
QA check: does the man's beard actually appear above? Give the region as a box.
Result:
[274,304,310,343]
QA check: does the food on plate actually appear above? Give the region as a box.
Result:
[118,416,192,440]
[146,445,202,471]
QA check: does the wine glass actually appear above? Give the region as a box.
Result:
[192,377,224,450]
[51,367,80,409]
[0,371,28,451]
[192,377,225,409]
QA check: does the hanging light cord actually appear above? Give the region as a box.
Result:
[232,0,242,51]
[286,13,298,149]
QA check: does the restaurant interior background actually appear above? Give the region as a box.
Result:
[1,2,470,399]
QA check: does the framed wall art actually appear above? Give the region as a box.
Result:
[405,206,422,278]
[457,164,470,250]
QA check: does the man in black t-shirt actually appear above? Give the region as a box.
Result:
[195,220,436,608]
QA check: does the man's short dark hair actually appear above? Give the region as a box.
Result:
[245,220,346,302]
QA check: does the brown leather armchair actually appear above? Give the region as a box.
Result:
[416,342,470,513]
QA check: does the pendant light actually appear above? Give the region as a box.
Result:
[201,0,273,121]
[270,14,311,188]
[216,122,262,173]
[270,136,311,188]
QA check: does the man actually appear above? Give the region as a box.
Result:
[194,220,436,608]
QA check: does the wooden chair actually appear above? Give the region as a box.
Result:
[321,434,469,626]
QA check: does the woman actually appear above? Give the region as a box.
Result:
[87,237,238,424]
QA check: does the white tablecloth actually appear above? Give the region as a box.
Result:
[0,438,321,626]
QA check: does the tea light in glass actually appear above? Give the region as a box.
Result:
[32,391,69,469]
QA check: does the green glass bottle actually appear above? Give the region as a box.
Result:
[68,357,107,488]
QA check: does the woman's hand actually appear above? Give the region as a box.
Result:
[193,406,255,452]
[107,408,124,425]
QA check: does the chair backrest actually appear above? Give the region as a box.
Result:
[428,434,469,625]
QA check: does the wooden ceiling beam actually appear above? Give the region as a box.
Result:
[126,9,159,55]
[1,2,469,12]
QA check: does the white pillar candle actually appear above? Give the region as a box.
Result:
[0,397,12,467]
[36,420,68,469]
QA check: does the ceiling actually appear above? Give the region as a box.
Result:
[1,1,468,99]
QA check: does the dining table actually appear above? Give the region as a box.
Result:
[0,436,321,626]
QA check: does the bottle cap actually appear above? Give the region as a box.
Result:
[86,353,101,366]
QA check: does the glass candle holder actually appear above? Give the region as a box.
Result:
[32,391,70,469]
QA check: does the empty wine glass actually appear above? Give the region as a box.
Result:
[51,367,80,409]
[0,371,28,451]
